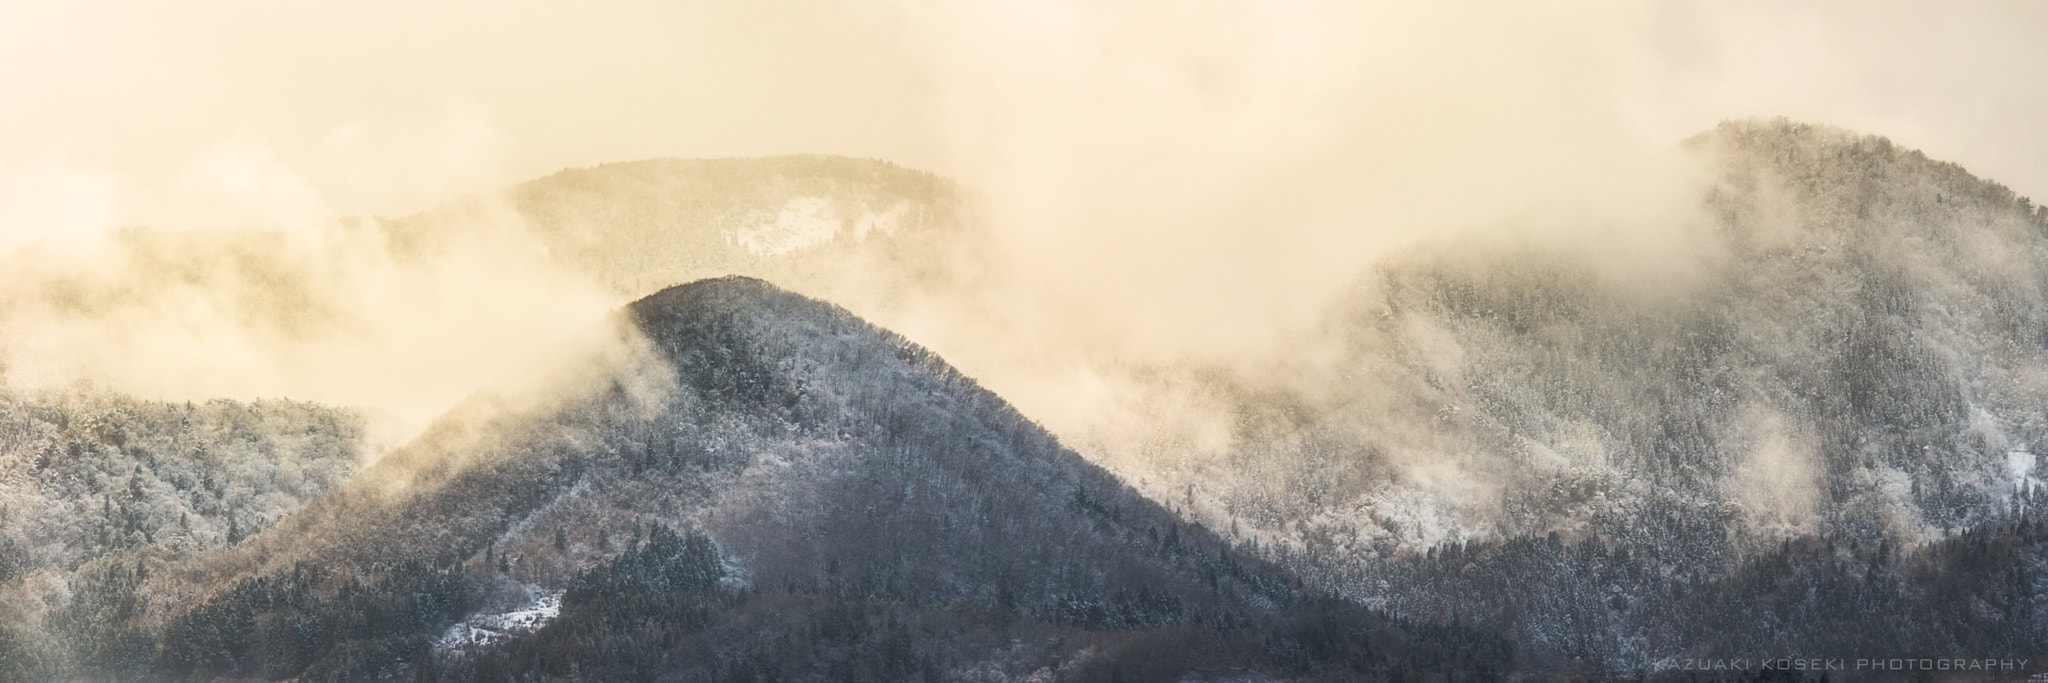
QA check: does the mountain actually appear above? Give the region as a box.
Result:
[15,121,2045,678]
[1290,120,2048,550]
[28,277,1505,681]
[1106,119,2048,668]
[388,154,991,314]
[339,127,2048,673]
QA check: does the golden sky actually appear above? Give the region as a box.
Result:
[3,1,2043,222]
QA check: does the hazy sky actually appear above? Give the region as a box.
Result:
[1,0,2045,434]
[3,2,2044,220]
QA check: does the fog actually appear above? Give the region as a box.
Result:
[1,0,2044,456]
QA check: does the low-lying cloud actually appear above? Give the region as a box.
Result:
[0,1,2043,535]
[0,128,620,445]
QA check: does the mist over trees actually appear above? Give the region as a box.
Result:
[1109,120,2048,670]
[0,278,1509,681]
[4,120,2047,679]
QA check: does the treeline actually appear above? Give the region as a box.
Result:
[1299,496,2048,674]
[427,522,1508,682]
[27,517,1513,682]
[427,586,1510,682]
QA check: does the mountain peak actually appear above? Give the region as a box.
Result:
[629,274,798,320]
[1689,117,2044,225]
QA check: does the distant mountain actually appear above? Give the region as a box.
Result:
[0,155,989,441]
[388,155,991,314]
[29,278,1503,681]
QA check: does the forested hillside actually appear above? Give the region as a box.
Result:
[12,277,1506,681]
[1118,119,2048,669]
[0,391,365,676]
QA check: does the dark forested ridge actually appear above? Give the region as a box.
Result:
[11,277,1507,681]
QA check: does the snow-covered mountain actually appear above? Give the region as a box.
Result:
[8,120,2048,678]
[1168,120,2048,557]
[1116,120,2048,668]
[21,277,1501,681]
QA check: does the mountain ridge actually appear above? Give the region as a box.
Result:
[34,276,1503,681]
[1103,118,2048,669]
[13,119,2047,678]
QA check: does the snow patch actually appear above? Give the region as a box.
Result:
[434,588,563,652]
[2009,450,2040,499]
[733,196,840,257]
[852,200,909,241]
[727,197,910,256]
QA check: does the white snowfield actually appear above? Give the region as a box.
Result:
[729,195,909,257]
[433,589,564,652]
[2012,450,2042,498]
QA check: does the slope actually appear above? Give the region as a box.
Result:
[48,277,1503,681]
[1233,119,2048,556]
[1118,119,2048,669]
[0,391,365,677]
